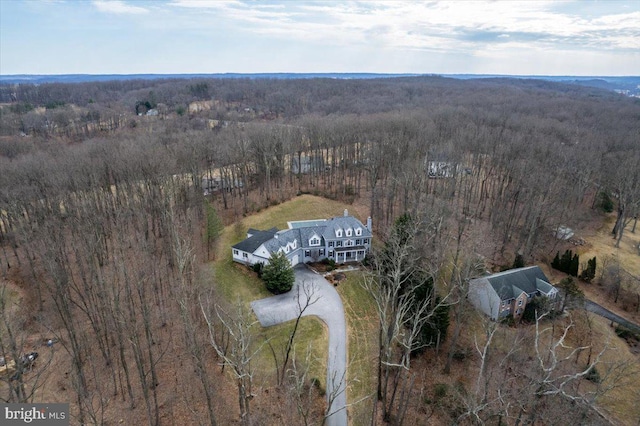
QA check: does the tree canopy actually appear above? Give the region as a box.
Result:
[262,251,295,294]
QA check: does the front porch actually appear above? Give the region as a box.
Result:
[333,246,366,263]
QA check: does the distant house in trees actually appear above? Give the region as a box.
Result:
[202,176,244,195]
[232,209,372,267]
[553,225,574,240]
[426,153,458,178]
[468,266,559,320]
[291,155,325,174]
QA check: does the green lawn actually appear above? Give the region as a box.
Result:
[336,272,378,425]
[209,194,360,393]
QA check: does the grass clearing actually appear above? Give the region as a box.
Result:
[210,194,360,393]
[252,317,328,390]
[584,314,640,425]
[336,272,378,425]
[578,214,640,278]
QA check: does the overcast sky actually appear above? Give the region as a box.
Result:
[1,0,638,76]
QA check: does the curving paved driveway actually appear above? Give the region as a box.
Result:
[251,265,348,426]
[584,299,640,334]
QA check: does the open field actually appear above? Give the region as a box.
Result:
[577,214,640,278]
[586,313,640,425]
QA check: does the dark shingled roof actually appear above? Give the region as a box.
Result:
[232,228,278,253]
[484,266,551,300]
[321,216,372,240]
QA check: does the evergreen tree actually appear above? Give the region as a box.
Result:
[597,191,614,213]
[409,276,450,354]
[262,251,295,294]
[579,257,597,282]
[552,249,580,276]
[558,276,584,311]
[513,253,525,269]
[551,251,561,270]
[382,214,450,355]
[570,253,580,277]
[560,249,573,274]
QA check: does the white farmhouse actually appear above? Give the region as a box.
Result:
[232,210,372,267]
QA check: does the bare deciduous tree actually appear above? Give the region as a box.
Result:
[201,299,264,426]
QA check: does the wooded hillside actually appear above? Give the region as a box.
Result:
[1,76,639,425]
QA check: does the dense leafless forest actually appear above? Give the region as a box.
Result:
[1,76,639,425]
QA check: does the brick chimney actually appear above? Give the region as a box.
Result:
[366,217,372,232]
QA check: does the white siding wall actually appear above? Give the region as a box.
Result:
[469,280,501,320]
[255,245,270,259]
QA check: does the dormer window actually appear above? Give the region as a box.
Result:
[346,228,352,237]
[355,228,362,236]
[309,237,320,246]
[336,229,342,237]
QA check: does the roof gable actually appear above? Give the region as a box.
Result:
[232,228,278,253]
[263,229,300,252]
[321,216,372,240]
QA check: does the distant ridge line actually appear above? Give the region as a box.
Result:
[0,73,637,91]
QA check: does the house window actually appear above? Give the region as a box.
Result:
[305,250,310,257]
[336,229,342,237]
[364,238,370,244]
[310,237,320,246]
[292,240,297,248]
[346,240,353,247]
[518,299,523,306]
[233,250,239,255]
[355,228,362,236]
[329,241,334,248]
[346,229,352,237]
[336,241,342,247]
[355,239,361,245]
[329,250,334,257]
[320,249,325,256]
[242,253,248,258]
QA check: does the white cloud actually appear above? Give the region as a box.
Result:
[163,0,639,54]
[93,0,148,15]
